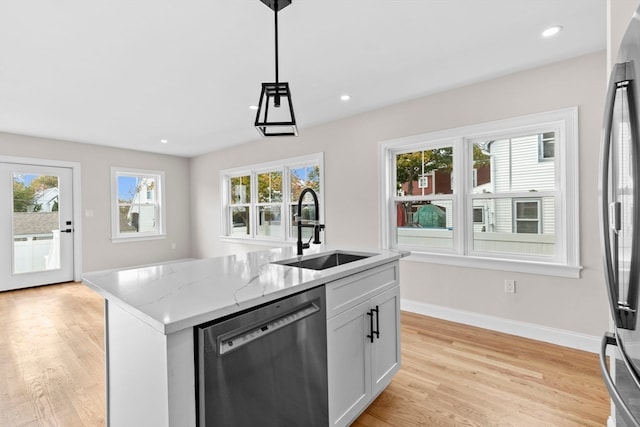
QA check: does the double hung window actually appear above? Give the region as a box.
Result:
[221,153,323,243]
[380,108,580,277]
[111,167,165,241]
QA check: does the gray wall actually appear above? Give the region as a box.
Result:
[190,51,610,338]
[0,133,191,272]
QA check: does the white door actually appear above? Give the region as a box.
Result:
[0,163,74,291]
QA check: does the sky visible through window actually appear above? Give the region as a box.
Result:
[14,174,37,186]
[118,176,138,201]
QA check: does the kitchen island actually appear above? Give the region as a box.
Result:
[82,246,407,427]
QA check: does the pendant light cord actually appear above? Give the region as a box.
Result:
[274,1,279,84]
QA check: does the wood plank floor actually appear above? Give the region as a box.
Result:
[0,282,609,426]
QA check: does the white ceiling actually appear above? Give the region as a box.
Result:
[0,0,606,158]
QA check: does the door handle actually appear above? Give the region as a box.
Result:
[60,228,73,233]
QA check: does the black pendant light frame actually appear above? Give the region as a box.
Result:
[255,0,298,137]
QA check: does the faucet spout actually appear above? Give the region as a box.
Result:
[297,188,324,256]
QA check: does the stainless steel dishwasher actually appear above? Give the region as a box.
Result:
[195,285,328,427]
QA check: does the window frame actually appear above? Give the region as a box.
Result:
[379,108,581,278]
[220,153,324,245]
[110,167,166,242]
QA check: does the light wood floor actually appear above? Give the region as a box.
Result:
[0,282,609,426]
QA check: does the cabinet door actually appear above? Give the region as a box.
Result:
[327,301,371,427]
[371,285,401,396]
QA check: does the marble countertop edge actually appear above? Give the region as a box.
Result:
[82,247,408,335]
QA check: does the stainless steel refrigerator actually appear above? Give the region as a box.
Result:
[600,7,640,427]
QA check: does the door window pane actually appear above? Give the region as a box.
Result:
[12,173,60,273]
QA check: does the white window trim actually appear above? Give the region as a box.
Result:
[379,107,581,278]
[220,152,325,245]
[110,167,166,242]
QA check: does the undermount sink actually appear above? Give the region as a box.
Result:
[273,251,373,271]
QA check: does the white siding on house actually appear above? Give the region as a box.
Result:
[478,134,555,235]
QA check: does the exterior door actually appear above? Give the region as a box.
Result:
[0,163,74,290]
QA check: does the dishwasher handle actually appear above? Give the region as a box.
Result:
[218,301,320,356]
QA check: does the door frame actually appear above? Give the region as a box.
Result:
[0,155,82,282]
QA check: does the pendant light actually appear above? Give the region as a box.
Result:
[254,0,298,137]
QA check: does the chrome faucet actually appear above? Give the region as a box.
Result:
[296,188,325,255]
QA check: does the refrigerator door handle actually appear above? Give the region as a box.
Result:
[609,202,621,232]
[600,61,640,329]
[600,332,640,427]
[601,62,623,327]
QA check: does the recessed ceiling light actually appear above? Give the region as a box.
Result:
[160,139,168,144]
[249,105,258,110]
[340,94,351,101]
[542,26,563,38]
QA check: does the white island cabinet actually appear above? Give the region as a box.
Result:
[82,247,407,427]
[326,262,401,427]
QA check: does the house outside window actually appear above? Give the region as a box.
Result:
[221,153,324,243]
[111,167,165,241]
[380,108,580,277]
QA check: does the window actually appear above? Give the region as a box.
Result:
[380,108,580,277]
[221,153,324,243]
[539,131,555,161]
[111,167,165,241]
[513,199,541,234]
[473,207,484,224]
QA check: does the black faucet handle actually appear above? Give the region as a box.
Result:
[312,223,325,245]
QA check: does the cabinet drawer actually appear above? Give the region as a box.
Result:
[326,262,398,319]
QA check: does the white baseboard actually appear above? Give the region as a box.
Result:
[401,298,601,353]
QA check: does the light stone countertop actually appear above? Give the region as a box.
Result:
[82,245,407,335]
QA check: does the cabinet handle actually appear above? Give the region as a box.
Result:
[366,309,374,343]
[366,306,380,343]
[372,306,380,340]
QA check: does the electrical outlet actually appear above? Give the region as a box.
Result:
[504,279,516,293]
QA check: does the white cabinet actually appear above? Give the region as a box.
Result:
[326,262,401,427]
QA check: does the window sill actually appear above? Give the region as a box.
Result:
[402,250,582,278]
[111,234,167,243]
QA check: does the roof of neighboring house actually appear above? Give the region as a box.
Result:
[13,212,59,236]
[35,187,58,203]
